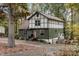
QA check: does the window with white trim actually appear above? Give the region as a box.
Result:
[35,20,40,26]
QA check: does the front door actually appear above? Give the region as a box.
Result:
[33,30,37,38]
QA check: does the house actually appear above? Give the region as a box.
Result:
[19,11,64,43]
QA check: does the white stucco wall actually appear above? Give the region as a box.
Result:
[29,15,48,28]
[48,20,64,28]
[28,14,64,29]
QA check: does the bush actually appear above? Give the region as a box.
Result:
[15,34,19,39]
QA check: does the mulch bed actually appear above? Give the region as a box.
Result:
[53,46,79,56]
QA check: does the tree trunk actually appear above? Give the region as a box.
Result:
[7,4,15,48]
[70,8,74,40]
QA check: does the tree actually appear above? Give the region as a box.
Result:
[7,3,30,47]
[12,3,30,37]
[65,3,79,40]
[0,3,30,48]
[7,4,15,48]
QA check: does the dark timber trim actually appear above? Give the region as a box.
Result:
[27,11,64,22]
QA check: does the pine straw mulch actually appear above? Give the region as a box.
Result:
[53,45,79,56]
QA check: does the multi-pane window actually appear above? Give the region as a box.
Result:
[35,20,40,26]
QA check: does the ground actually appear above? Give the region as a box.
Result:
[0,37,78,56]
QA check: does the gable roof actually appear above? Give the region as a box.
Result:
[19,11,64,29]
[27,11,64,22]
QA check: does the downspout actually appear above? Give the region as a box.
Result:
[47,18,49,42]
[63,18,67,39]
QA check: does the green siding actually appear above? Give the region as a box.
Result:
[49,28,63,38]
[19,28,63,40]
[38,29,49,39]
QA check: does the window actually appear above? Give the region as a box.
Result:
[35,20,40,26]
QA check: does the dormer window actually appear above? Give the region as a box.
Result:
[35,20,40,26]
